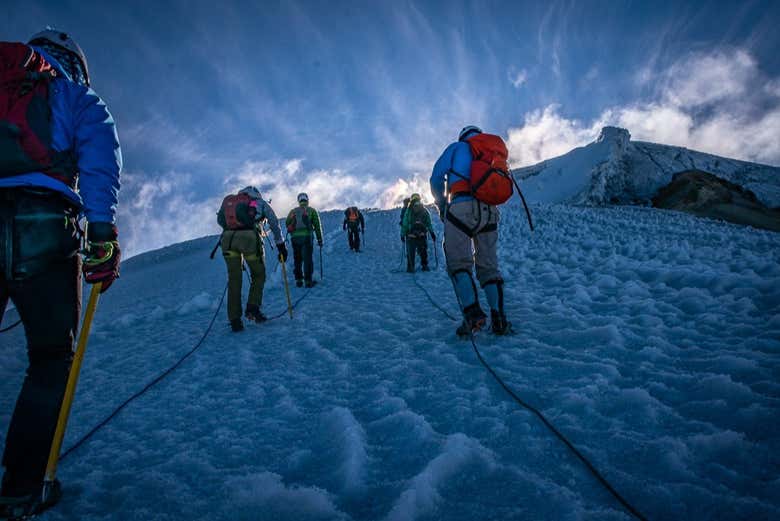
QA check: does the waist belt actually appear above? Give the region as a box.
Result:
[446,208,497,238]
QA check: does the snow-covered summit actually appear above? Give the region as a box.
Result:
[514,126,780,208]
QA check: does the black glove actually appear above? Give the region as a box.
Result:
[277,242,288,262]
[430,231,437,241]
[317,240,323,247]
[400,235,405,243]
[83,222,120,293]
[342,224,346,231]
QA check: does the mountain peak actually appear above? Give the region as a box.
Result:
[514,126,780,208]
[596,126,631,147]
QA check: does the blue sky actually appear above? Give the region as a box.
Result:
[4,0,780,256]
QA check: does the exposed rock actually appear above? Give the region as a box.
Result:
[652,170,780,232]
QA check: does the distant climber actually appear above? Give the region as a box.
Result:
[286,193,323,287]
[217,186,287,332]
[399,197,411,228]
[431,125,514,336]
[401,193,435,273]
[343,206,365,252]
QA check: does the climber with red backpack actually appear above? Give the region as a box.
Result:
[217,186,287,332]
[0,29,121,517]
[430,126,514,337]
[342,206,365,252]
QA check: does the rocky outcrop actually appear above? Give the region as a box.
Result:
[652,170,780,232]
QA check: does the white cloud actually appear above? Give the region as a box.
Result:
[662,50,754,108]
[765,79,780,98]
[119,157,436,258]
[506,105,608,166]
[506,49,780,167]
[117,171,220,259]
[509,68,528,89]
[614,104,693,146]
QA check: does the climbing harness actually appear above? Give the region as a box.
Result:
[412,274,648,521]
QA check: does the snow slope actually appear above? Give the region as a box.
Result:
[515,127,780,208]
[1,201,779,520]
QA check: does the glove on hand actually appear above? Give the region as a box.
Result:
[277,242,288,262]
[83,222,120,293]
[430,231,437,241]
[400,235,405,243]
[317,240,323,247]
[342,224,346,231]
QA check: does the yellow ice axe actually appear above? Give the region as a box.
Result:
[42,282,102,496]
[279,256,293,319]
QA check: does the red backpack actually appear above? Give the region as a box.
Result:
[218,193,256,230]
[0,42,60,179]
[451,133,514,205]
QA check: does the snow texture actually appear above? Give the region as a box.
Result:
[515,126,780,208]
[1,201,779,520]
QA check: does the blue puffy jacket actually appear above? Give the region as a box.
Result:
[0,45,122,224]
[429,140,473,214]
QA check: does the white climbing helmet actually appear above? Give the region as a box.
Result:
[458,125,482,141]
[28,27,90,86]
[239,186,261,199]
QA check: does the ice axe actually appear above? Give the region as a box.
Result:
[43,282,102,501]
[279,256,293,319]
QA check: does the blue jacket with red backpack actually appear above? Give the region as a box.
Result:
[430,140,474,215]
[0,45,121,224]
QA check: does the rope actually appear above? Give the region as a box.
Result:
[0,318,22,333]
[266,289,312,321]
[412,274,459,321]
[60,284,228,461]
[60,272,314,461]
[413,277,648,521]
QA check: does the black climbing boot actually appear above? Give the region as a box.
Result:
[490,309,512,335]
[245,305,267,323]
[456,303,487,337]
[0,479,62,519]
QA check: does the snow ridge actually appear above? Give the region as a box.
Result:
[514,126,780,207]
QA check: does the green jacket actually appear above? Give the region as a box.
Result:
[401,201,433,237]
[286,204,323,242]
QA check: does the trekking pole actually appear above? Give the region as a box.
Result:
[209,234,223,259]
[319,244,323,280]
[43,282,102,499]
[510,175,534,232]
[279,257,293,319]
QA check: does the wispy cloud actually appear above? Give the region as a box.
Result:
[509,68,528,89]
